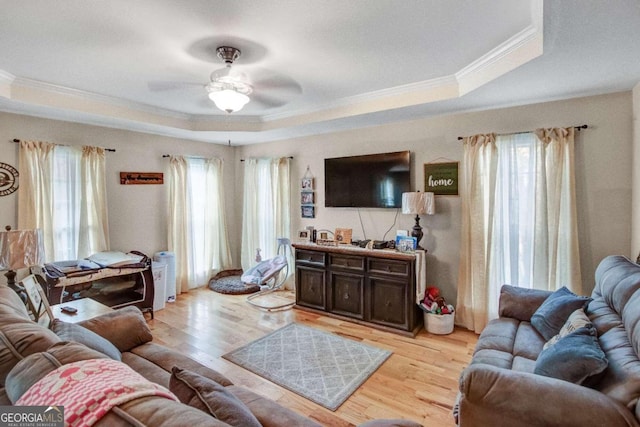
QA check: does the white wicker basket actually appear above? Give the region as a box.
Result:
[424,312,455,334]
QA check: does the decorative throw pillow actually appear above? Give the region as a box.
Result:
[530,286,592,341]
[169,366,261,427]
[543,308,592,350]
[534,325,608,384]
[51,319,122,361]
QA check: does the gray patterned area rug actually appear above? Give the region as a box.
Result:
[222,323,392,411]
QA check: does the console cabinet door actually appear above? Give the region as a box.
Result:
[328,271,364,319]
[296,265,326,310]
[368,275,408,330]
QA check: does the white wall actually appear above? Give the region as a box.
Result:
[632,82,640,259]
[239,92,634,303]
[0,113,237,284]
[1,91,634,300]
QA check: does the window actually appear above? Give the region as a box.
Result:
[241,158,291,272]
[18,141,109,263]
[457,129,581,332]
[51,146,81,261]
[167,156,231,291]
[186,158,230,285]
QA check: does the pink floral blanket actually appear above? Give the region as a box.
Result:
[17,358,178,427]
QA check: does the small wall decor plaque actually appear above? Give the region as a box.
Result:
[424,162,458,195]
[301,205,315,219]
[120,172,164,185]
[0,162,19,196]
[301,177,314,190]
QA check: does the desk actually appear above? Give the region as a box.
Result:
[51,298,113,323]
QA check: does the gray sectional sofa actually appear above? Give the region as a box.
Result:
[0,285,419,426]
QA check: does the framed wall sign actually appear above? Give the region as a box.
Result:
[424,162,459,195]
[120,172,164,185]
[0,162,19,196]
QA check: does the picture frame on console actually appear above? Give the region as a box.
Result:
[334,228,352,244]
[298,230,311,242]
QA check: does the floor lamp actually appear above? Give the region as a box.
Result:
[401,192,435,250]
[0,226,45,299]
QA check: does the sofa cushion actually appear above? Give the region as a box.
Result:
[498,285,553,321]
[543,308,592,349]
[51,319,121,361]
[227,385,323,427]
[169,367,261,427]
[77,306,152,352]
[0,316,61,386]
[95,397,232,426]
[534,325,608,384]
[5,341,110,403]
[531,286,592,341]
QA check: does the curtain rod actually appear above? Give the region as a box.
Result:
[162,154,210,159]
[240,156,294,162]
[457,124,588,141]
[12,138,116,152]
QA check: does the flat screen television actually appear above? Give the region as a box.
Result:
[324,151,411,208]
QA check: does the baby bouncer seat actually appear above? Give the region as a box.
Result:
[244,238,294,310]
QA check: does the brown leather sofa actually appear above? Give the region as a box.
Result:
[455,255,640,426]
[0,285,419,426]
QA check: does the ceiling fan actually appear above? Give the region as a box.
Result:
[148,44,301,114]
[206,46,253,113]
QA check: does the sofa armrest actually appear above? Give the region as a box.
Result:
[77,306,153,352]
[459,364,638,427]
[498,285,552,321]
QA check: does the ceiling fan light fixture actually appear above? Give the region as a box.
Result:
[208,88,250,113]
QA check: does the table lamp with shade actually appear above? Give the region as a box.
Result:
[401,192,435,250]
[0,226,45,296]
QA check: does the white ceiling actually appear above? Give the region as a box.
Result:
[1,0,639,145]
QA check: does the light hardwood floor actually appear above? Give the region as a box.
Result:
[149,288,478,426]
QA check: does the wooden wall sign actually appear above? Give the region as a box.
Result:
[120,172,164,185]
[424,162,459,195]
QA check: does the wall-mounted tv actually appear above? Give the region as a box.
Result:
[324,151,411,208]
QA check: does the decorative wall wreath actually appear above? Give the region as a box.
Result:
[0,162,19,196]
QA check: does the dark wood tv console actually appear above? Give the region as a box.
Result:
[293,243,423,336]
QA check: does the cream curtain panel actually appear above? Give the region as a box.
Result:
[456,134,498,333]
[79,146,109,258]
[18,141,55,260]
[167,156,232,294]
[18,141,109,262]
[167,156,190,294]
[456,129,581,333]
[241,157,291,279]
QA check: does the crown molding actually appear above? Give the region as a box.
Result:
[9,75,192,120]
[0,69,16,84]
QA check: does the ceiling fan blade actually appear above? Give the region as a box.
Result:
[254,78,302,98]
[148,81,203,92]
[250,93,289,109]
